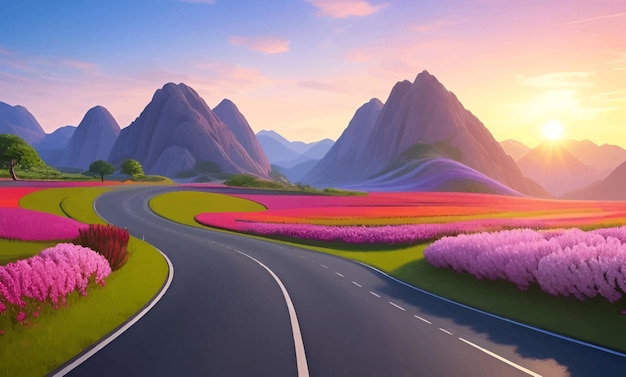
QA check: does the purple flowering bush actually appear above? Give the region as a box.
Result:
[424,227,626,302]
[0,243,112,330]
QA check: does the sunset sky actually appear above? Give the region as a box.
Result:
[1,0,625,147]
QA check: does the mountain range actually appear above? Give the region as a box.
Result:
[2,72,625,201]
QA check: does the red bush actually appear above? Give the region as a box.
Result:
[73,224,130,271]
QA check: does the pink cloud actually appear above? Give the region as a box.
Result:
[410,19,457,33]
[305,0,388,18]
[228,35,290,54]
[568,12,626,24]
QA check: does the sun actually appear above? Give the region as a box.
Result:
[542,120,565,141]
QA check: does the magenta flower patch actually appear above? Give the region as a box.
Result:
[0,208,89,241]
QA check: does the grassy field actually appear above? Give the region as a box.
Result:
[0,186,169,376]
[149,190,626,354]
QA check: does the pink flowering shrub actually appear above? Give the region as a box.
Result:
[0,243,111,328]
[0,208,89,241]
[424,227,626,303]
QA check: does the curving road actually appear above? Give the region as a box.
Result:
[58,186,626,376]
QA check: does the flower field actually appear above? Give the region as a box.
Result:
[194,192,626,244]
[0,208,89,241]
[424,227,626,302]
[0,243,111,330]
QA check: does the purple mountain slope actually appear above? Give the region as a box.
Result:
[35,125,76,165]
[57,106,121,170]
[108,83,271,177]
[304,72,547,197]
[213,99,271,169]
[563,161,626,200]
[0,101,46,145]
[565,139,626,173]
[500,139,531,161]
[303,98,383,184]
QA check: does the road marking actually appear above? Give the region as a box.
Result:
[232,249,309,377]
[369,291,380,298]
[459,338,542,377]
[320,264,328,269]
[439,328,453,335]
[414,315,432,324]
[352,281,362,287]
[389,302,406,311]
[52,248,175,377]
[335,272,344,278]
[311,259,316,263]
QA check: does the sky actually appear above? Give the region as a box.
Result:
[1,0,625,147]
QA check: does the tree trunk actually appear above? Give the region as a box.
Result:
[9,159,17,181]
[100,174,104,182]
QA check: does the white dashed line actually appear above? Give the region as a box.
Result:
[459,338,542,377]
[389,302,406,311]
[414,315,432,324]
[439,328,453,335]
[369,291,381,298]
[352,281,362,287]
[320,264,328,269]
[335,272,344,278]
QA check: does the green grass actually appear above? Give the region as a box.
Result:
[149,190,626,355]
[0,167,96,181]
[0,239,59,266]
[1,186,168,376]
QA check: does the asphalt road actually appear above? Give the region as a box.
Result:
[61,186,626,376]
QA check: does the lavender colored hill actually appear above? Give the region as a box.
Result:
[34,125,76,165]
[303,98,383,184]
[303,72,547,197]
[499,139,531,161]
[108,83,271,178]
[57,106,121,170]
[563,161,626,200]
[0,101,46,145]
[213,99,271,170]
[516,143,604,197]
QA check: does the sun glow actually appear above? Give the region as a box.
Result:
[542,120,565,141]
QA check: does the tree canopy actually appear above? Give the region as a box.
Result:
[0,134,45,180]
[89,160,116,182]
[120,158,144,177]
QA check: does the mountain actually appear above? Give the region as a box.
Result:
[302,71,546,197]
[516,143,603,197]
[56,106,121,170]
[108,82,271,177]
[213,99,270,169]
[0,101,46,145]
[499,139,531,160]
[565,139,626,173]
[34,125,76,165]
[303,98,383,184]
[564,162,626,200]
[256,130,335,168]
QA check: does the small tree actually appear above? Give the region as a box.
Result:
[120,158,144,178]
[0,134,45,181]
[89,160,116,182]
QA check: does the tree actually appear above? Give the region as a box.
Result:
[0,134,45,181]
[89,160,116,182]
[120,158,144,177]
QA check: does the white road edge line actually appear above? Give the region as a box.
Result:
[459,338,542,377]
[335,272,344,278]
[369,291,381,298]
[414,315,432,324]
[352,281,362,287]
[439,328,453,335]
[355,262,626,358]
[232,248,309,377]
[320,264,328,269]
[389,302,406,311]
[53,247,175,377]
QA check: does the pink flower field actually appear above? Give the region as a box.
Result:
[0,243,111,327]
[424,227,626,303]
[0,208,89,241]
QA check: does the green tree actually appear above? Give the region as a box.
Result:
[89,160,116,182]
[0,134,45,181]
[120,158,144,177]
